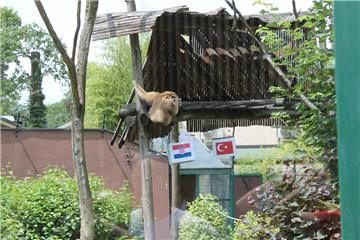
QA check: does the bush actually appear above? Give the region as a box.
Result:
[92,176,132,239]
[232,211,279,240]
[0,168,132,240]
[178,194,228,240]
[249,165,340,239]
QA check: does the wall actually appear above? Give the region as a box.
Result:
[234,174,262,217]
[0,129,169,222]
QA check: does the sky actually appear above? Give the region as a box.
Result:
[2,0,313,105]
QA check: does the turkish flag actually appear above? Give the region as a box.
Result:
[215,140,234,155]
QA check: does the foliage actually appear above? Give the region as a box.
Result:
[255,1,336,175]
[0,168,133,240]
[234,142,313,180]
[248,165,340,239]
[232,211,279,240]
[46,96,71,128]
[91,176,133,240]
[178,194,229,240]
[234,157,279,180]
[0,7,67,115]
[85,35,149,130]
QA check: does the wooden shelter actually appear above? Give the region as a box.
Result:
[93,7,302,143]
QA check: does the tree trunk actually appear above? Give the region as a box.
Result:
[71,108,94,240]
[72,1,99,239]
[34,1,98,239]
[29,51,47,128]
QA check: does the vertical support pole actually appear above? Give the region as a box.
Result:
[334,1,360,239]
[170,122,180,239]
[230,127,235,221]
[125,0,155,239]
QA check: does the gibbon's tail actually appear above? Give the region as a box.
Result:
[133,82,159,105]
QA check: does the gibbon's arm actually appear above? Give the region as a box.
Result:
[133,82,160,105]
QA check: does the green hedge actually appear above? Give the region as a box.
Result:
[0,168,132,240]
[178,194,229,240]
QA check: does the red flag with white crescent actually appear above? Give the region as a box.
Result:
[215,141,234,155]
[212,137,235,157]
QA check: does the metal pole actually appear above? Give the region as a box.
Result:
[334,1,360,238]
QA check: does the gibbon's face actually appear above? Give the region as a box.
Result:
[163,92,180,105]
[161,92,180,112]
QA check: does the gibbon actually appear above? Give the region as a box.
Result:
[134,82,180,126]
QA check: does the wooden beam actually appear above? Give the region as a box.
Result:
[117,99,296,118]
[170,122,180,239]
[177,109,300,121]
[117,101,300,126]
[92,6,188,40]
[125,0,155,239]
[110,89,135,145]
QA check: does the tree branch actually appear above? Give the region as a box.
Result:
[72,0,81,61]
[34,0,73,70]
[263,55,319,110]
[292,0,300,19]
[225,0,319,111]
[75,0,99,106]
[225,0,266,54]
[34,0,80,112]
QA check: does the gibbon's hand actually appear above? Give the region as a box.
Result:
[133,81,180,126]
[133,81,160,105]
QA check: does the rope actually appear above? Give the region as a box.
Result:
[213,207,242,221]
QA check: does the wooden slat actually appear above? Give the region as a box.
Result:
[118,98,294,118]
[93,6,188,41]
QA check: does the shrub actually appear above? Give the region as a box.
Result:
[0,168,132,240]
[249,164,340,239]
[92,176,132,239]
[232,211,279,240]
[178,194,228,240]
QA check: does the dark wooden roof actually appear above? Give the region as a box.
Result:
[143,11,286,100]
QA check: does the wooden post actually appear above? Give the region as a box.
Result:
[334,1,360,239]
[170,122,180,239]
[125,0,155,239]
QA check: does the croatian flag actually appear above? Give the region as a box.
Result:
[212,137,236,157]
[169,142,194,164]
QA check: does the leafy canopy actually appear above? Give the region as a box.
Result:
[85,35,149,130]
[0,7,67,115]
[256,0,336,173]
[46,96,71,128]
